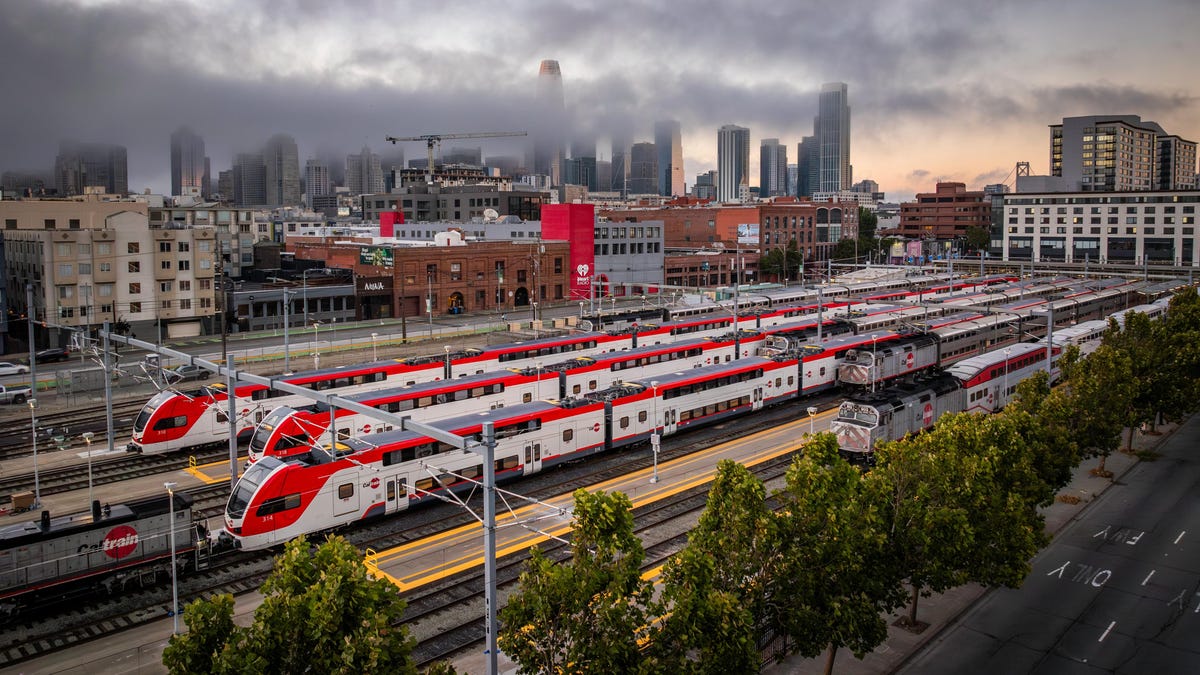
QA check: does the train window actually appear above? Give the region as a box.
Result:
[563,428,574,442]
[153,415,189,431]
[620,416,630,429]
[495,456,519,472]
[523,393,532,403]
[337,428,350,440]
[216,410,229,423]
[337,483,354,500]
[775,377,782,387]
[415,477,436,491]
[383,450,401,466]
[436,473,456,487]
[638,411,648,423]
[418,396,434,408]
[256,493,302,517]
[572,384,582,395]
[788,376,795,386]
[463,465,482,480]
[589,380,598,391]
[387,481,396,502]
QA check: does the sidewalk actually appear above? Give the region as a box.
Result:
[762,421,1178,675]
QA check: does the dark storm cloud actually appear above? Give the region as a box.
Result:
[1,0,1196,196]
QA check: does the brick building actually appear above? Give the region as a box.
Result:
[895,182,991,240]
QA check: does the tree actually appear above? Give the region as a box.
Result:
[774,434,900,674]
[162,536,417,675]
[1000,370,1080,502]
[1067,343,1135,475]
[652,461,774,672]
[964,226,990,254]
[499,489,657,675]
[857,207,878,241]
[1155,288,1200,424]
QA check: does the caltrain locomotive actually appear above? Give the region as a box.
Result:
[0,494,207,618]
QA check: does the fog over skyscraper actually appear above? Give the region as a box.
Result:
[717,124,750,202]
[346,146,384,195]
[654,119,684,197]
[170,126,208,198]
[263,133,301,206]
[816,82,852,193]
[531,59,566,186]
[611,132,631,196]
[629,142,658,194]
[55,140,128,196]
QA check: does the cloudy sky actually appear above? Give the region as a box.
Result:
[2,0,1197,201]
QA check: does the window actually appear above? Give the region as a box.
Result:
[179,280,191,291]
[178,259,190,271]
[180,299,191,310]
[57,285,74,300]
[160,281,172,292]
[178,242,190,252]
[128,242,140,254]
[161,260,172,270]
[129,282,141,294]
[128,261,140,273]
[159,242,172,252]
[99,284,113,297]
[129,302,142,314]
[58,263,73,276]
[337,483,354,500]
[562,429,574,442]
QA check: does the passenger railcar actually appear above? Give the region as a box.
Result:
[224,357,802,550]
[0,494,205,617]
[830,341,1061,458]
[836,333,941,387]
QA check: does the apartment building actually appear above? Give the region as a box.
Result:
[1,197,217,346]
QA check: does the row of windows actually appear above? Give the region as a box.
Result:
[373,383,505,413]
[662,368,763,400]
[1009,225,1195,235]
[497,340,599,363]
[611,347,704,372]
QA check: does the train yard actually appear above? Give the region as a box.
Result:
[0,270,1191,671]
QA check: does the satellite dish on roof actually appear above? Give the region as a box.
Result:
[483,208,499,221]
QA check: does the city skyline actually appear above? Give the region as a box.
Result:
[1,0,1198,202]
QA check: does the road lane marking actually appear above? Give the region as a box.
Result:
[1174,530,1186,545]
[1098,621,1116,642]
[1142,570,1156,586]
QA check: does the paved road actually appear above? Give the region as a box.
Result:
[899,418,1200,675]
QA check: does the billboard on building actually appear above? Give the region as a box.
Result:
[736,223,759,245]
[359,246,394,268]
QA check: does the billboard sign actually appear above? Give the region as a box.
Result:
[359,246,394,269]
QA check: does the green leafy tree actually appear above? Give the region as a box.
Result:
[1155,288,1200,424]
[1000,371,1080,502]
[163,536,416,675]
[857,207,878,241]
[499,489,657,675]
[652,461,774,672]
[872,426,975,628]
[964,226,991,253]
[1067,343,1135,475]
[774,434,900,675]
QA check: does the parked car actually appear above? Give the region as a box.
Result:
[165,364,211,383]
[35,347,72,363]
[0,383,32,404]
[0,362,29,376]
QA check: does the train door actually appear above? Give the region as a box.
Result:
[386,476,408,513]
[523,442,542,475]
[752,387,764,411]
[333,479,359,517]
[663,408,678,435]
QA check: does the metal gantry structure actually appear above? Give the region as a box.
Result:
[384,131,527,182]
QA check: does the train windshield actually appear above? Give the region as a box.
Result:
[227,457,283,519]
[836,401,878,425]
[133,391,176,433]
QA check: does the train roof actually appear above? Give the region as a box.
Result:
[618,355,778,389]
[0,492,193,549]
[945,341,1048,380]
[840,372,960,411]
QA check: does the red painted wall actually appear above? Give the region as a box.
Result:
[541,203,595,300]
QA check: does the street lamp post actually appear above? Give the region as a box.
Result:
[807,406,817,435]
[164,481,180,635]
[312,321,321,370]
[579,301,585,320]
[28,398,41,509]
[82,431,94,507]
[371,332,378,362]
[283,289,292,374]
[444,345,452,380]
[649,381,660,483]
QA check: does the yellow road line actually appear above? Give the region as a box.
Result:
[369,408,836,590]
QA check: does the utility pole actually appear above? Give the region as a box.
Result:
[217,260,228,362]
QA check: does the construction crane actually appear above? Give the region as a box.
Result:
[384,131,527,180]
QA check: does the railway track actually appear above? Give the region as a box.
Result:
[0,447,229,498]
[0,397,827,669]
[0,399,145,462]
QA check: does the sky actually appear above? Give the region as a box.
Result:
[1,0,1198,202]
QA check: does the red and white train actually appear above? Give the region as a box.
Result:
[224,356,798,550]
[829,341,1062,459]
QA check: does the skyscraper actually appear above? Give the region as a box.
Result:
[263,133,301,206]
[815,82,851,193]
[531,59,566,185]
[233,153,266,207]
[654,120,684,197]
[629,142,658,194]
[759,138,788,198]
[611,133,631,196]
[170,127,208,198]
[345,146,384,195]
[305,158,331,206]
[797,136,817,198]
[717,125,750,202]
[54,141,128,196]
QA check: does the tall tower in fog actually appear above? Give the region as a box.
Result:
[531,59,566,185]
[717,124,750,202]
[170,126,208,198]
[759,138,787,198]
[263,133,301,206]
[611,132,631,197]
[654,120,684,197]
[816,82,851,193]
[346,146,384,195]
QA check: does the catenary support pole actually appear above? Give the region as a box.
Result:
[482,421,499,675]
[227,354,238,485]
